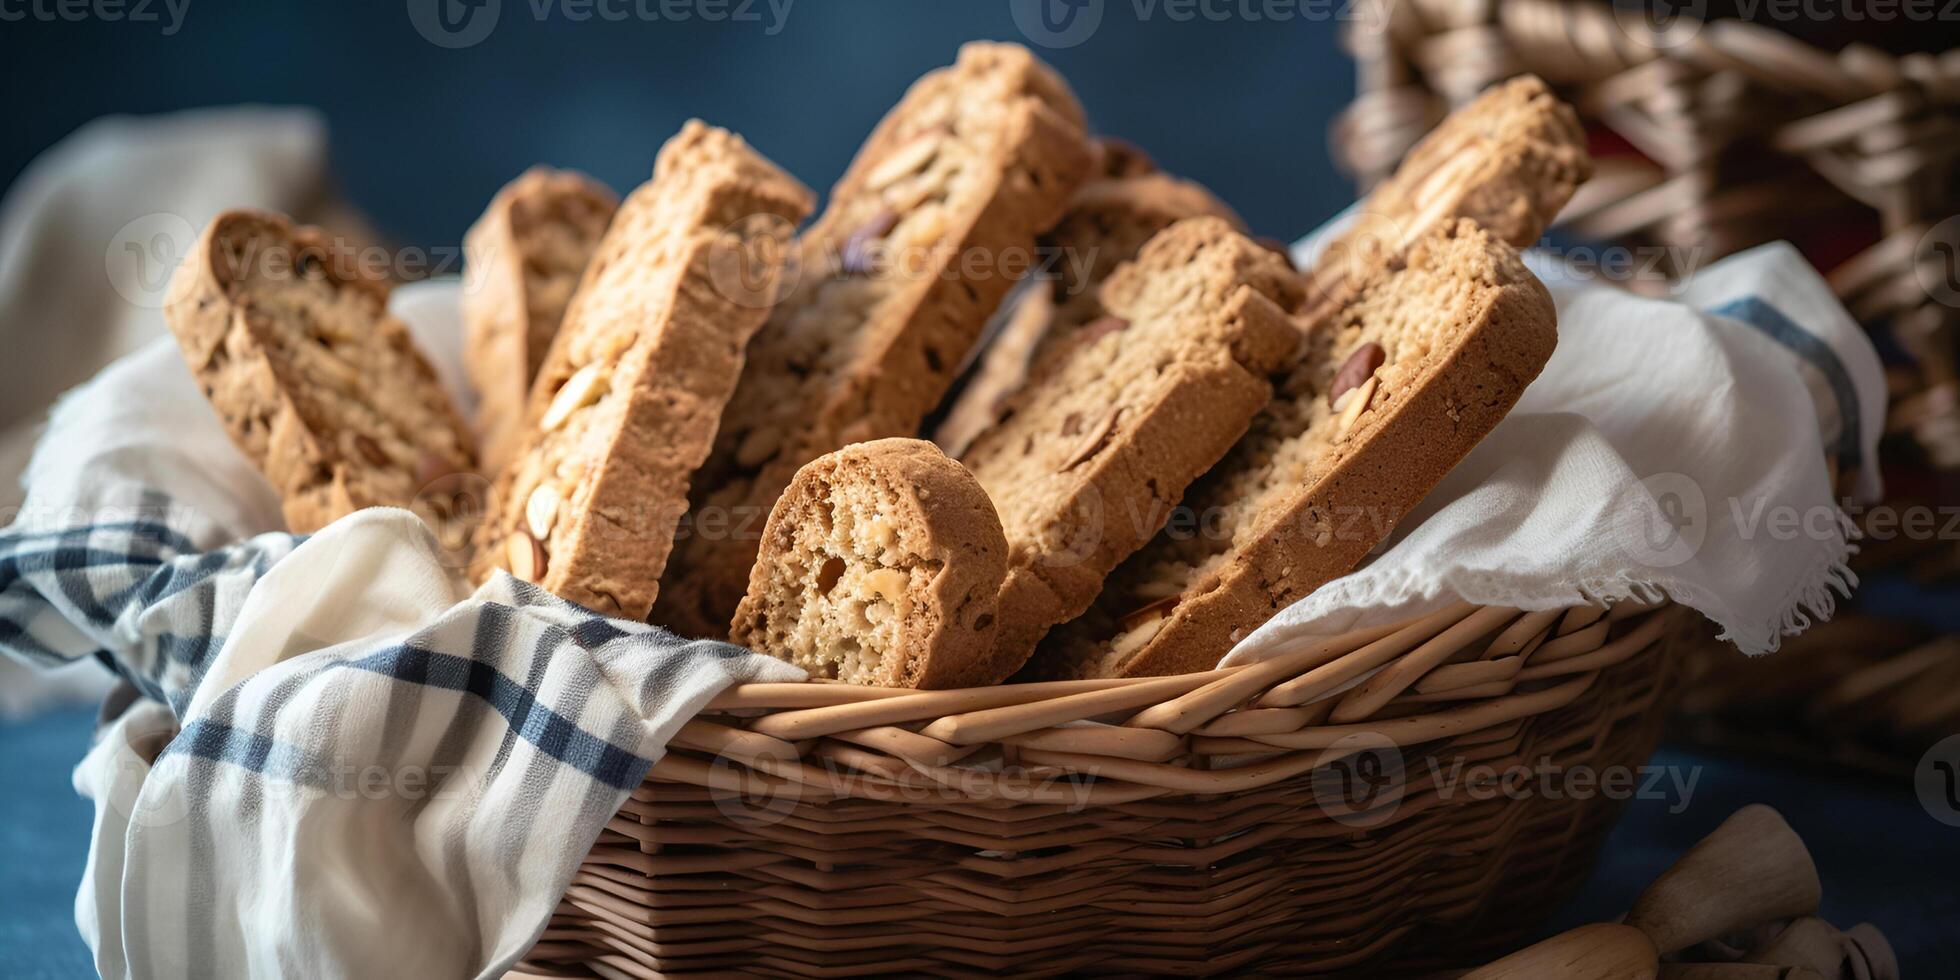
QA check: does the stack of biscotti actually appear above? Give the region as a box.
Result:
[933,139,1243,456]
[1029,219,1560,679]
[462,167,618,476]
[959,216,1305,681]
[1022,76,1590,680]
[730,438,1007,690]
[164,209,477,537]
[653,42,1095,638]
[468,121,814,619]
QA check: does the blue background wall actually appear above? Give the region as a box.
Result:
[0,1,1364,250]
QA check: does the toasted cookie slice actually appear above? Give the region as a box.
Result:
[165,209,476,535]
[730,439,1006,690]
[1306,74,1588,311]
[1031,219,1557,679]
[961,217,1303,679]
[932,163,1243,457]
[654,42,1093,638]
[468,121,814,619]
[462,167,618,475]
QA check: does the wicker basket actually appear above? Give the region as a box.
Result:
[520,600,1694,977]
[1335,0,1960,472]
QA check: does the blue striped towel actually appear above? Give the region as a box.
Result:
[2,339,801,979]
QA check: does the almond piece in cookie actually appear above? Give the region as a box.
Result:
[729,439,1007,690]
[961,216,1304,679]
[164,209,477,536]
[462,167,618,476]
[468,121,814,619]
[655,41,1094,639]
[1032,218,1558,679]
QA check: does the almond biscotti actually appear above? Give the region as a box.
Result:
[468,121,814,619]
[164,209,476,535]
[962,217,1303,680]
[653,42,1093,638]
[462,167,617,475]
[932,155,1242,457]
[1033,219,1558,679]
[1306,74,1588,312]
[729,439,1006,690]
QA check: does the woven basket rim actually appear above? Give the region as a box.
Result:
[662,599,1678,803]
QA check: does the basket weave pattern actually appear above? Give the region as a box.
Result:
[1336,0,1960,467]
[524,601,1690,977]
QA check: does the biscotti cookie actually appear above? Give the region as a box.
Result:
[1090,136,1157,180]
[932,165,1242,457]
[468,121,814,619]
[1031,218,1557,679]
[729,438,1006,690]
[1306,74,1588,312]
[164,209,476,535]
[462,167,618,475]
[653,42,1093,638]
[960,217,1303,680]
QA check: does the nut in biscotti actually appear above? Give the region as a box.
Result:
[961,216,1306,680]
[468,120,814,619]
[654,42,1094,639]
[1033,218,1560,680]
[462,167,618,477]
[163,209,478,537]
[1328,341,1386,408]
[729,439,1007,690]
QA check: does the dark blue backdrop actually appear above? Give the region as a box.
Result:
[0,1,1363,250]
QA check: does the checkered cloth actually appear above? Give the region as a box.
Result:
[0,339,801,979]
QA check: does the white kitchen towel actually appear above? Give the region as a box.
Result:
[1227,232,1887,663]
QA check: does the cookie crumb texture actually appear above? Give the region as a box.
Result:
[164,209,476,537]
[463,167,618,475]
[1037,219,1558,680]
[730,439,1007,690]
[469,121,814,619]
[655,41,1092,639]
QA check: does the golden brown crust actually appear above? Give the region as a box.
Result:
[163,208,476,536]
[462,167,618,476]
[654,42,1093,638]
[730,438,1007,690]
[468,121,814,619]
